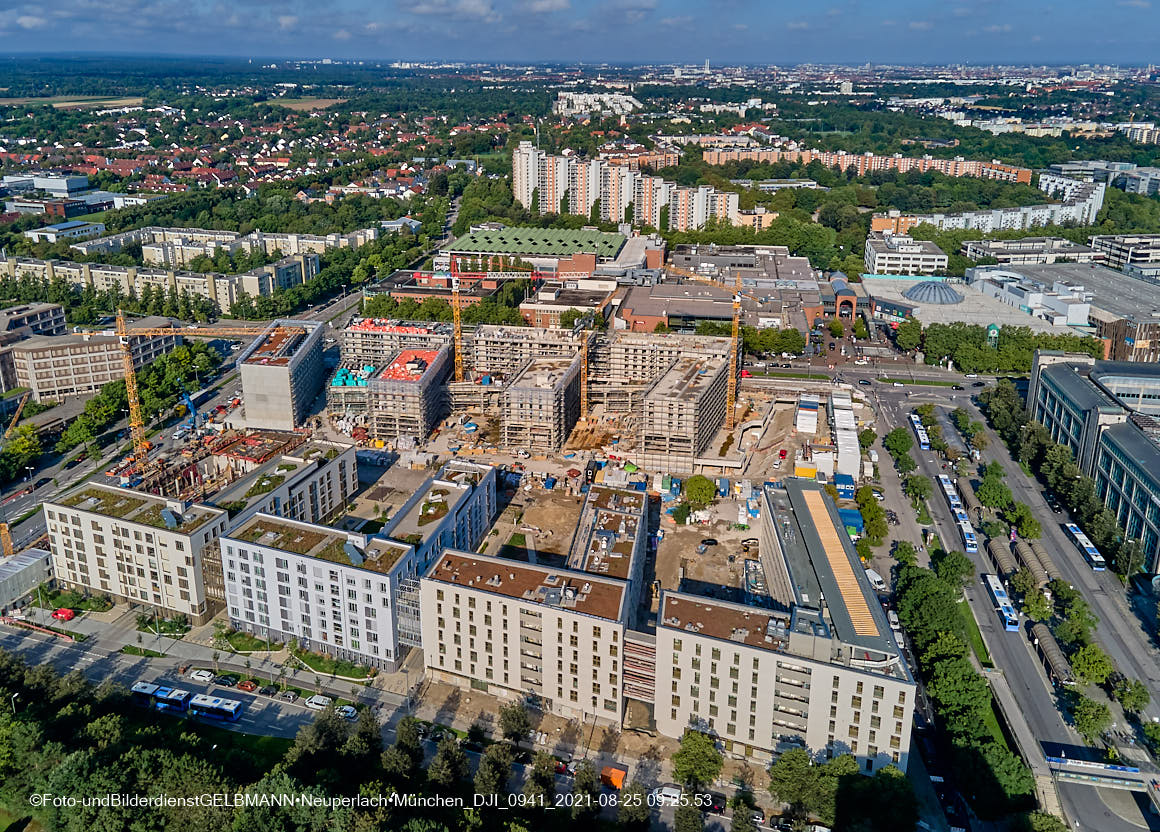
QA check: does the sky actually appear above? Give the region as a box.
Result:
[0,0,1158,65]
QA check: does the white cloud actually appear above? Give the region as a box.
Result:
[16,15,47,28]
[983,23,1012,32]
[786,20,809,30]
[909,20,932,30]
[403,0,498,20]
[526,0,569,11]
[660,15,692,26]
[1118,0,1150,7]
[277,14,297,29]
[333,28,351,39]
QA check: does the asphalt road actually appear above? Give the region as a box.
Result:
[873,386,1160,832]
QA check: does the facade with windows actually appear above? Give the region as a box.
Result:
[1095,421,1160,566]
[44,486,228,624]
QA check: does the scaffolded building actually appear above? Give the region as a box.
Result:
[328,346,451,443]
[501,355,582,453]
[637,355,730,473]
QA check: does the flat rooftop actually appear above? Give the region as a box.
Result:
[244,327,307,367]
[446,227,626,259]
[647,355,727,402]
[57,486,221,533]
[508,357,576,391]
[864,276,1070,332]
[346,320,450,336]
[986,262,1160,322]
[526,286,611,309]
[14,315,175,350]
[379,349,440,382]
[568,485,646,581]
[660,592,793,651]
[428,550,626,621]
[387,482,469,548]
[230,514,408,575]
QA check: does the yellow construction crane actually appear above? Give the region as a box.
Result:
[4,392,29,440]
[661,265,745,431]
[452,276,465,383]
[115,311,306,474]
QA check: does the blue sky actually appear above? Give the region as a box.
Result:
[0,0,1157,64]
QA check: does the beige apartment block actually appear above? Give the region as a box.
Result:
[637,355,730,473]
[45,485,229,624]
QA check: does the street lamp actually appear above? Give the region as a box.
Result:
[9,692,17,713]
[23,466,33,483]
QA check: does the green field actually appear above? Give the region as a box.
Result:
[879,377,959,387]
[958,599,993,668]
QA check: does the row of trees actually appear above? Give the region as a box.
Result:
[0,273,218,326]
[361,278,532,328]
[894,320,1103,374]
[978,380,1143,577]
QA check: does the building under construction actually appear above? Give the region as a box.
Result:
[327,346,451,444]
[239,320,326,431]
[501,355,582,453]
[637,354,730,473]
[339,319,452,365]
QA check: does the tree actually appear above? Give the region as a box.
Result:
[896,567,967,651]
[934,550,975,592]
[858,428,877,452]
[768,747,815,808]
[926,656,991,734]
[1005,502,1041,539]
[618,782,652,831]
[498,702,530,743]
[1018,811,1070,832]
[896,452,917,474]
[1070,644,1114,685]
[1113,678,1151,713]
[675,803,704,832]
[570,760,601,821]
[1023,590,1052,622]
[393,716,424,769]
[684,475,717,508]
[896,319,922,351]
[523,751,556,803]
[558,308,585,329]
[427,737,469,788]
[828,318,844,338]
[474,742,514,796]
[853,316,869,340]
[904,474,933,505]
[1072,695,1112,742]
[1010,568,1038,598]
[671,730,723,787]
[923,631,969,665]
[893,540,919,567]
[883,427,913,458]
[977,475,1013,510]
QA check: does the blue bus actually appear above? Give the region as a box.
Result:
[1064,523,1106,571]
[983,573,1020,631]
[154,687,192,713]
[189,693,244,722]
[911,413,931,451]
[131,681,159,707]
[959,520,979,554]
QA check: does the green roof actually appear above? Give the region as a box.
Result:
[447,227,626,259]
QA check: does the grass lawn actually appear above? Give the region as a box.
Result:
[498,532,530,561]
[121,645,166,658]
[958,599,994,668]
[291,649,373,679]
[225,630,282,653]
[31,584,113,612]
[0,802,45,832]
[878,377,959,387]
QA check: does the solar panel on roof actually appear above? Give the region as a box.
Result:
[803,490,879,637]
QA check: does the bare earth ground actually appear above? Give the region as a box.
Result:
[270,98,348,111]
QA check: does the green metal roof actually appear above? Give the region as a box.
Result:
[446,227,626,259]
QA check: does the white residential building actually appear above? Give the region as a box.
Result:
[864,233,949,276]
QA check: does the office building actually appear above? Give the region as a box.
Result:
[437,225,633,274]
[0,303,66,337]
[1087,234,1160,277]
[961,237,1105,266]
[10,316,180,402]
[45,485,229,624]
[501,356,582,453]
[863,233,948,276]
[637,355,730,473]
[239,320,326,431]
[2,173,90,197]
[0,548,52,615]
[968,269,1092,328]
[1029,352,1160,569]
[518,278,618,328]
[23,221,106,243]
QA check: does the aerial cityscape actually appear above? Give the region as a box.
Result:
[4,7,1160,832]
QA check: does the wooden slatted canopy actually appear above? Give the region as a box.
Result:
[803,490,879,637]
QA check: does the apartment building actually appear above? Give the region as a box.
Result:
[222,514,417,669]
[239,320,326,431]
[339,319,452,365]
[864,233,948,276]
[0,302,66,336]
[11,316,180,401]
[1087,234,1160,275]
[501,356,582,453]
[637,355,731,473]
[327,346,451,443]
[45,485,229,624]
[701,148,1032,184]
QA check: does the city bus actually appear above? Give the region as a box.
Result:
[959,520,979,554]
[1064,523,1107,571]
[153,687,192,713]
[983,573,1020,632]
[131,681,159,707]
[188,694,244,722]
[910,414,931,450]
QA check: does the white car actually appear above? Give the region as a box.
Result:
[893,382,905,387]
[651,785,683,806]
[888,610,901,631]
[335,705,358,720]
[964,373,978,379]
[189,669,215,683]
[773,459,782,469]
[304,694,333,711]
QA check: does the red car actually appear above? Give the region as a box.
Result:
[51,608,75,621]
[237,680,258,692]
[779,449,788,459]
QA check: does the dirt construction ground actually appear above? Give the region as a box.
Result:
[655,498,758,603]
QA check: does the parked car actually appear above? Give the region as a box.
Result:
[700,538,718,546]
[951,385,964,391]
[51,608,75,621]
[259,685,279,696]
[705,792,728,815]
[858,378,872,385]
[651,785,683,807]
[305,695,333,711]
[237,680,258,692]
[779,449,788,459]
[335,705,358,720]
[279,690,299,703]
[214,674,239,687]
[189,669,215,683]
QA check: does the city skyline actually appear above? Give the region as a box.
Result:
[0,0,1157,64]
